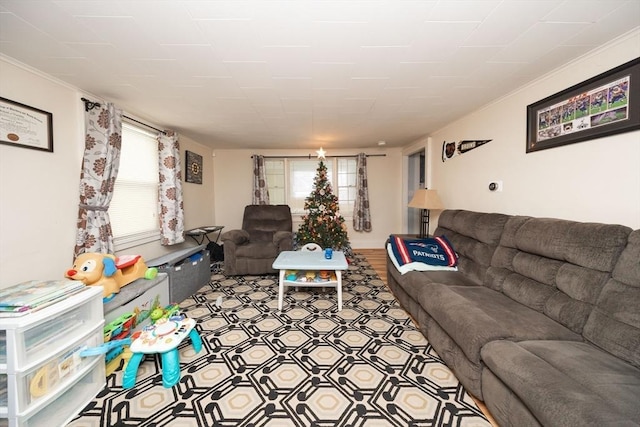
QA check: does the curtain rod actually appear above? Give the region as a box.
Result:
[81,97,167,135]
[251,154,386,159]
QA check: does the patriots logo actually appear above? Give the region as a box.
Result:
[409,242,440,253]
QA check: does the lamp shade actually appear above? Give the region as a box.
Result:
[408,189,443,210]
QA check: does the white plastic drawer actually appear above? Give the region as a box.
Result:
[6,324,103,417]
[1,288,103,373]
[4,356,105,427]
[0,330,6,365]
[0,373,6,412]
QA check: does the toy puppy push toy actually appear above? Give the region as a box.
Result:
[65,253,158,301]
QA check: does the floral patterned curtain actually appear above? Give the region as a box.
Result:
[158,131,185,245]
[252,155,270,205]
[73,102,122,256]
[353,153,372,232]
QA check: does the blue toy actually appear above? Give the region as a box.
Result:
[122,316,202,389]
[80,338,132,358]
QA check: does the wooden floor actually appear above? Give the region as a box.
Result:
[357,248,387,283]
[357,248,498,427]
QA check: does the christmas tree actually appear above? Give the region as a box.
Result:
[296,160,351,252]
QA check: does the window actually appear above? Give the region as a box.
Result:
[265,157,356,215]
[337,158,357,214]
[265,159,285,204]
[109,123,160,249]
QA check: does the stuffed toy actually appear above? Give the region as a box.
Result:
[65,253,157,301]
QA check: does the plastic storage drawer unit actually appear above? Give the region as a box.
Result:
[8,324,103,416]
[1,289,103,372]
[0,286,105,427]
[11,358,105,427]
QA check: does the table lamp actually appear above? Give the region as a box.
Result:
[408,189,443,238]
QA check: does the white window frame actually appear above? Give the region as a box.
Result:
[336,158,357,216]
[265,158,285,207]
[264,157,357,217]
[110,122,160,251]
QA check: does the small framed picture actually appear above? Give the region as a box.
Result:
[0,97,53,152]
[185,150,203,184]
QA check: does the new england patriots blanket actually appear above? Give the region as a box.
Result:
[387,234,458,275]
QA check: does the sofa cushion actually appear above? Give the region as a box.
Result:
[481,340,640,426]
[504,217,630,272]
[481,369,543,427]
[435,210,509,285]
[418,285,580,364]
[583,229,640,369]
[385,262,434,334]
[425,318,485,398]
[235,241,279,259]
[487,216,631,334]
[387,257,478,305]
[438,210,507,247]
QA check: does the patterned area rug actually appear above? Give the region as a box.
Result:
[69,254,490,426]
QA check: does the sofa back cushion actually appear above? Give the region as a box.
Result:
[434,210,510,285]
[487,216,631,334]
[583,229,640,368]
[242,204,292,242]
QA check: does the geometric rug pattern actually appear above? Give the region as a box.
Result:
[69,254,490,426]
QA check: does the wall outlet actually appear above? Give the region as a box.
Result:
[489,180,503,192]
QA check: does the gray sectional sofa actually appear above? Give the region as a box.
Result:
[386,209,640,426]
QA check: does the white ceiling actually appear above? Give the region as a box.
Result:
[1,1,638,150]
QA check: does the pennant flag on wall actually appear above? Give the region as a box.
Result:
[442,139,492,162]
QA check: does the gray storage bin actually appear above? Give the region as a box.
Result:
[147,245,211,304]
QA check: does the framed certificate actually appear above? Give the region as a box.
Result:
[0,97,53,152]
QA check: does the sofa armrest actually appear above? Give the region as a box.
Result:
[221,229,249,245]
[273,231,294,250]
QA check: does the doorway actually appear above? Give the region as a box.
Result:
[407,150,425,236]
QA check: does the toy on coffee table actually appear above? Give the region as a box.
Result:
[65,253,158,302]
[122,314,202,389]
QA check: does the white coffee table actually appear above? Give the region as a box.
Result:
[272,250,348,311]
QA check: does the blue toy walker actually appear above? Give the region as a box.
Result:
[121,315,202,388]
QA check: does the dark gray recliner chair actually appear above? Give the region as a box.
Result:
[221,205,293,275]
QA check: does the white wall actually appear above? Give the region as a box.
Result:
[212,147,404,249]
[0,58,215,289]
[428,29,640,230]
[2,28,637,289]
[1,59,85,288]
[175,135,216,230]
